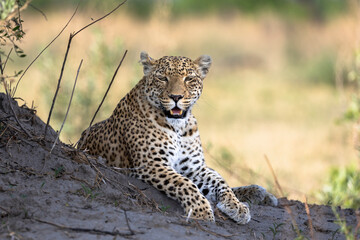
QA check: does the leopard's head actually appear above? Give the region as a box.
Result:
[140,51,211,119]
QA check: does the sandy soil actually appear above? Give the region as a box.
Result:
[0,93,358,240]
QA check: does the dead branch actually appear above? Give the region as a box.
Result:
[32,217,135,236]
[265,155,302,237]
[2,82,32,138]
[0,48,13,75]
[192,220,236,239]
[72,0,127,38]
[29,3,48,21]
[77,50,127,149]
[264,155,284,197]
[304,196,315,240]
[43,33,73,139]
[44,0,128,139]
[12,4,79,97]
[50,59,83,154]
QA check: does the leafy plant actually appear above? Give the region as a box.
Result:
[159,205,170,212]
[332,206,359,240]
[269,222,284,240]
[318,165,360,210]
[80,184,99,200]
[0,0,28,96]
[52,165,64,178]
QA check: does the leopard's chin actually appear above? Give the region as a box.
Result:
[164,106,187,119]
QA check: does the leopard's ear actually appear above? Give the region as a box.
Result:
[194,55,212,78]
[140,51,155,75]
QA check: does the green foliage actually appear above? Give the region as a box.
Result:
[332,206,359,240]
[342,48,360,123]
[287,45,337,86]
[0,0,26,57]
[319,46,360,211]
[159,205,170,212]
[269,222,284,240]
[318,165,360,209]
[52,165,64,178]
[80,184,99,200]
[0,0,16,20]
[304,53,336,86]
[30,0,348,20]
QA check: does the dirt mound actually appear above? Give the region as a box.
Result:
[0,93,357,240]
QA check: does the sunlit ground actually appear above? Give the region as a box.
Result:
[8,6,359,202]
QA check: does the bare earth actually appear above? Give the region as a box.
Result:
[0,93,358,240]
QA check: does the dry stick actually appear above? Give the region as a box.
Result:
[2,48,13,74]
[33,218,134,236]
[50,59,83,154]
[72,0,127,38]
[303,195,315,240]
[12,4,79,97]
[77,50,128,150]
[29,3,48,21]
[0,49,12,75]
[44,0,127,139]
[43,34,73,139]
[3,82,32,138]
[264,155,302,237]
[192,220,236,239]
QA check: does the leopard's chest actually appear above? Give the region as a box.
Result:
[159,123,202,172]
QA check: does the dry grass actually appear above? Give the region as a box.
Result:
[7,8,359,202]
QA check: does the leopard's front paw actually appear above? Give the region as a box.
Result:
[232,185,278,207]
[185,198,215,222]
[216,194,251,224]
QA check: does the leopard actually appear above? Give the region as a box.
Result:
[78,52,278,224]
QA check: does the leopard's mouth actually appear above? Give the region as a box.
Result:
[164,106,187,119]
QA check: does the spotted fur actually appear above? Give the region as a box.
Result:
[78,52,277,224]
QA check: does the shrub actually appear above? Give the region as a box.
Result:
[318,164,360,209]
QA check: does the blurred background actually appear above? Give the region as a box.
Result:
[2,0,360,207]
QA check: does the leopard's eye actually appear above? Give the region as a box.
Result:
[185,76,194,82]
[157,76,168,82]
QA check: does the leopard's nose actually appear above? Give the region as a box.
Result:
[169,94,184,102]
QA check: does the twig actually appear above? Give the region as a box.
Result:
[264,155,302,237]
[0,48,13,75]
[29,3,47,21]
[264,155,284,197]
[32,218,134,236]
[72,0,127,38]
[0,206,10,214]
[12,3,79,97]
[43,33,73,139]
[123,210,135,235]
[303,195,315,240]
[2,82,32,138]
[77,50,128,149]
[50,59,83,154]
[192,220,236,239]
[44,1,128,139]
